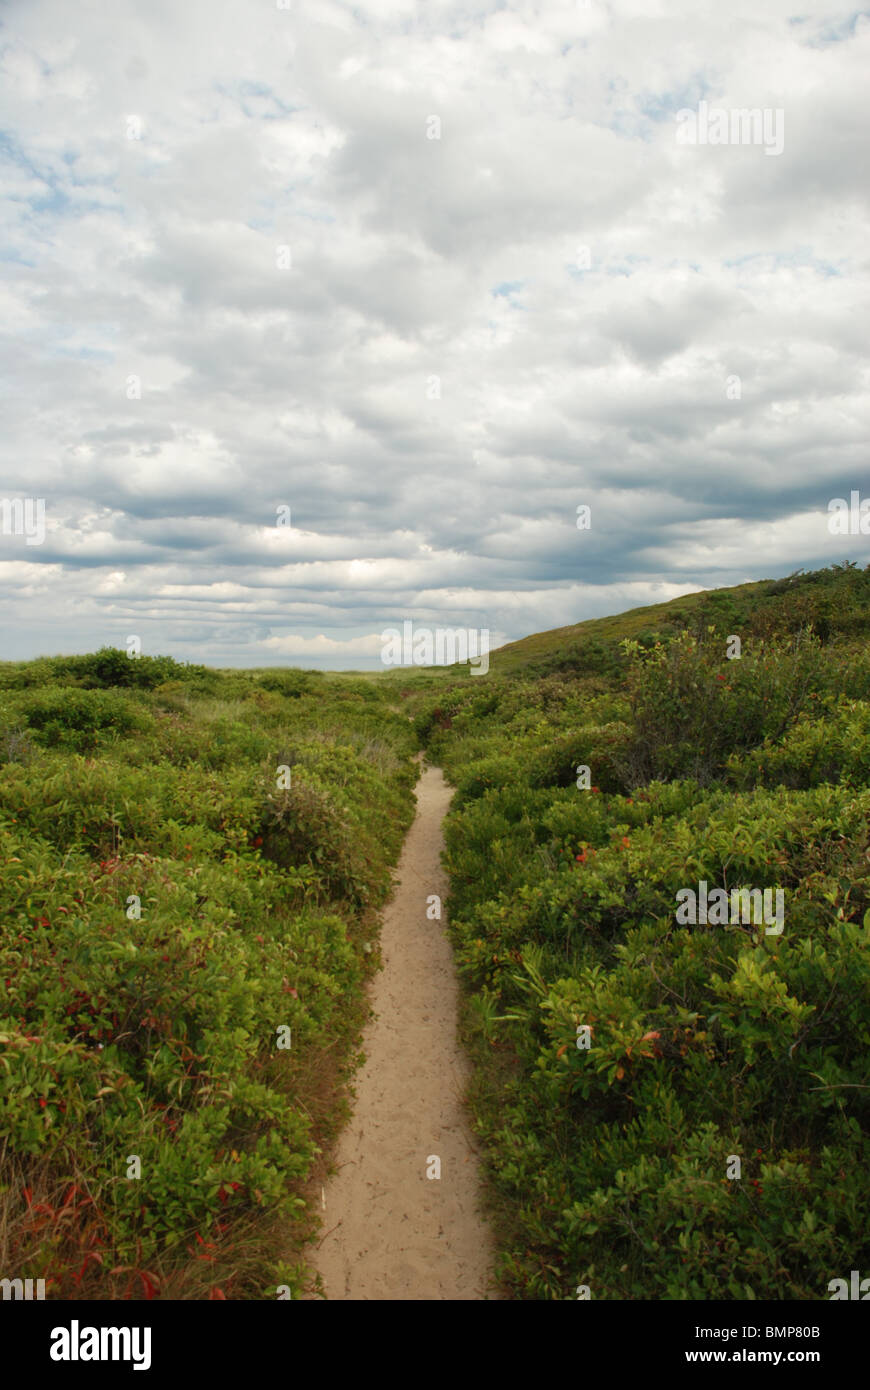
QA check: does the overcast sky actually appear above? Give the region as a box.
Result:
[1,0,868,669]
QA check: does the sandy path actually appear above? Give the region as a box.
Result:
[310,761,496,1300]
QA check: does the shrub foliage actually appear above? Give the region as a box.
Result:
[416,564,870,1299]
[0,659,417,1299]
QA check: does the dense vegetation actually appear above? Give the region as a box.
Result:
[0,655,417,1298]
[3,562,868,1301]
[412,563,870,1299]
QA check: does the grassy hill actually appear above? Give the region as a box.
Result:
[489,562,870,675]
[412,560,870,1299]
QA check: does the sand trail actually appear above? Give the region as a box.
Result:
[310,762,495,1300]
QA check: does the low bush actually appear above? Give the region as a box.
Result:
[416,568,870,1299]
[12,687,153,752]
[0,659,419,1299]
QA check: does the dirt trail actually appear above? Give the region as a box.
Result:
[310,761,496,1300]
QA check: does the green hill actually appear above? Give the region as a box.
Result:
[414,558,870,1300]
[489,562,870,675]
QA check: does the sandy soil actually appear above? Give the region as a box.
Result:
[309,761,496,1300]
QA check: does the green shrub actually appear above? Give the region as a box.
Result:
[616,630,828,787]
[14,687,153,751]
[256,670,318,699]
[44,647,209,691]
[431,568,870,1299]
[0,661,418,1298]
[727,699,870,790]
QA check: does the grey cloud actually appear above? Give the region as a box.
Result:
[0,0,867,665]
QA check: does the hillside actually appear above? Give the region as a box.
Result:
[489,563,870,674]
[411,560,870,1299]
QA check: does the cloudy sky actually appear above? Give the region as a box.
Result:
[1,0,868,669]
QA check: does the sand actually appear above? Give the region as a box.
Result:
[309,761,496,1300]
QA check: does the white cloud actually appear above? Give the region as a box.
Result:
[0,0,868,665]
